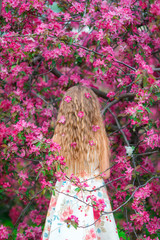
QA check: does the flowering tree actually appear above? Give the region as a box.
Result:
[0,0,160,239]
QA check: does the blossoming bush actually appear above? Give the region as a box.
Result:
[0,0,160,239]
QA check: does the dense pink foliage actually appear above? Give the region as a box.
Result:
[0,0,159,239]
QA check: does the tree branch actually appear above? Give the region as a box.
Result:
[91,87,108,99]
[50,67,63,78]
[101,93,135,115]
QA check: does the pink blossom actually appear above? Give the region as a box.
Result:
[89,140,96,146]
[146,217,160,235]
[18,171,28,180]
[70,74,80,84]
[64,96,72,103]
[56,155,66,165]
[141,116,149,124]
[59,116,66,124]
[107,91,115,99]
[130,211,150,230]
[96,29,104,41]
[134,184,152,200]
[85,93,91,99]
[93,59,105,68]
[92,125,100,132]
[66,214,79,224]
[0,100,12,111]
[139,1,147,10]
[70,142,77,148]
[0,225,10,240]
[55,171,66,181]
[87,195,106,212]
[40,179,52,188]
[125,166,133,180]
[150,1,160,16]
[9,205,23,224]
[78,111,84,118]
[3,182,11,188]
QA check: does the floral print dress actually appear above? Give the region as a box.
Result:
[42,172,120,240]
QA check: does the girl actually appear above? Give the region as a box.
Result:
[42,85,119,240]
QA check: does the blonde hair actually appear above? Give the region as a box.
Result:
[53,85,110,176]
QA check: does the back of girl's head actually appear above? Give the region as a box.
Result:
[53,85,110,176]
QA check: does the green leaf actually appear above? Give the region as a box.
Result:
[137,109,143,113]
[35,142,41,147]
[145,107,152,114]
[52,189,55,196]
[26,190,30,198]
[12,97,16,104]
[21,71,26,76]
[57,164,60,171]
[97,40,100,46]
[72,223,78,229]
[148,121,153,129]
[5,7,9,13]
[106,37,111,45]
[136,74,141,80]
[93,67,99,72]
[143,77,148,87]
[0,189,4,193]
[75,187,81,192]
[90,56,94,63]
[52,59,56,66]
[11,65,17,70]
[15,114,19,123]
[108,62,112,68]
[17,132,23,139]
[43,87,48,92]
[101,67,106,73]
[69,38,74,44]
[9,136,13,141]
[155,92,160,100]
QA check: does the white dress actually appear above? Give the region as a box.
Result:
[41,168,120,240]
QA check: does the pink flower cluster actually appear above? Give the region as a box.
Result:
[66,214,79,224]
[0,225,10,240]
[70,174,89,188]
[86,195,106,212]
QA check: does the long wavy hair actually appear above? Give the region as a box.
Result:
[53,85,110,176]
